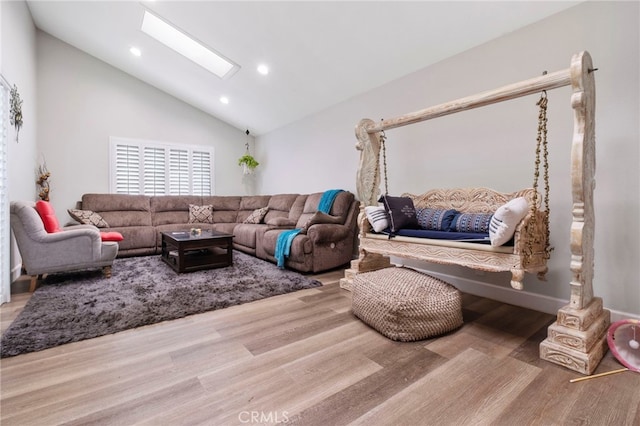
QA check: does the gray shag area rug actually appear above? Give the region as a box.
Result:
[1,251,321,358]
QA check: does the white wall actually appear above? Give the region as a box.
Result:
[256,1,640,317]
[2,0,39,288]
[36,31,255,224]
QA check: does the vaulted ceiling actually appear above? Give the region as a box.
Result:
[26,1,580,135]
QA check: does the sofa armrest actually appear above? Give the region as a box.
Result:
[306,224,350,244]
[63,223,100,232]
[21,228,106,272]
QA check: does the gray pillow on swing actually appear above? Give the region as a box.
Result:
[378,195,419,233]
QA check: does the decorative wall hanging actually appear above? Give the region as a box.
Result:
[36,159,51,201]
[238,129,259,175]
[9,84,23,142]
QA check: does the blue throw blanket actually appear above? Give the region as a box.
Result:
[274,189,344,268]
[317,189,343,214]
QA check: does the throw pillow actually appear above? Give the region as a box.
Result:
[100,231,124,242]
[243,206,269,224]
[364,205,390,233]
[416,208,458,231]
[450,212,494,233]
[378,195,419,233]
[489,197,529,246]
[68,209,109,228]
[188,204,214,224]
[300,211,342,234]
[35,200,61,233]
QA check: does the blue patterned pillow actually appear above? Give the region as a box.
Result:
[416,208,458,231]
[450,212,494,233]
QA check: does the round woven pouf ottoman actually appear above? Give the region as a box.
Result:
[352,267,463,341]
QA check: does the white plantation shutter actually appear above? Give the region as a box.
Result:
[114,144,140,194]
[192,150,212,196]
[109,137,214,195]
[169,148,189,195]
[143,146,166,195]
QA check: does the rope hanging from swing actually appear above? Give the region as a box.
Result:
[528,89,553,261]
[374,128,389,197]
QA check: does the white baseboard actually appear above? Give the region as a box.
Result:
[403,265,640,323]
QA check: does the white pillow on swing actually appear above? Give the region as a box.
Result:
[489,197,529,246]
[365,206,390,233]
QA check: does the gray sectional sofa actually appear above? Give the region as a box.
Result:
[77,191,359,273]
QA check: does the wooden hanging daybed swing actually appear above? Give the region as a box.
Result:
[342,51,610,375]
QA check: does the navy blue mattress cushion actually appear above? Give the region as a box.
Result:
[392,228,491,243]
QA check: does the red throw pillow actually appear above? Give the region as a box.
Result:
[35,200,61,233]
[100,231,124,242]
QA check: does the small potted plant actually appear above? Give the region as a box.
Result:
[238,154,259,175]
[238,129,259,175]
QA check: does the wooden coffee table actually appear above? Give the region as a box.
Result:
[161,230,234,273]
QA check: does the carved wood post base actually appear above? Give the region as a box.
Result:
[539,297,610,374]
[340,252,392,291]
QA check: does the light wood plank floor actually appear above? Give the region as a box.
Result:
[1,269,639,426]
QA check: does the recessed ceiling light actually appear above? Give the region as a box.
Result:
[257,64,269,75]
[220,96,229,104]
[141,10,239,79]
[130,46,142,57]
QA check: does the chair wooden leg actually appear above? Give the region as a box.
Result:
[29,275,40,292]
[102,265,112,278]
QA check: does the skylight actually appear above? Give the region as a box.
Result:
[141,10,239,79]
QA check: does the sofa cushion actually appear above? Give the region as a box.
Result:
[202,196,242,223]
[151,195,202,225]
[234,223,267,248]
[189,204,214,224]
[35,200,61,233]
[81,194,152,227]
[239,195,271,210]
[68,209,109,228]
[263,194,299,223]
[105,226,155,251]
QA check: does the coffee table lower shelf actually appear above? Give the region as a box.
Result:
[161,231,233,273]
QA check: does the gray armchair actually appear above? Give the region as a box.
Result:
[10,201,119,292]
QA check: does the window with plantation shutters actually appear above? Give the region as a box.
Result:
[109,137,214,196]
